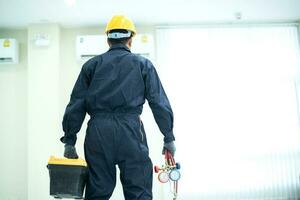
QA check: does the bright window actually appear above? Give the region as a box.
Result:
[156,26,300,199]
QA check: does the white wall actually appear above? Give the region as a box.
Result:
[0,29,28,200]
[27,24,62,200]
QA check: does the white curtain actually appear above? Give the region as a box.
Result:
[156,26,300,200]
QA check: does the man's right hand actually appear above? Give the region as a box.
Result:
[64,144,79,159]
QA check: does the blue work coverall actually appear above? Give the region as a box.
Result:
[61,44,175,200]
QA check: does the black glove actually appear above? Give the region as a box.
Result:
[64,144,78,159]
[162,141,176,156]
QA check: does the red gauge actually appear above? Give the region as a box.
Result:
[158,172,169,183]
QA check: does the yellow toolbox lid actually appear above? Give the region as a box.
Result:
[48,156,87,167]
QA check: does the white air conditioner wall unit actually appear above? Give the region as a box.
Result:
[131,34,154,61]
[76,35,107,61]
[0,38,19,64]
[76,34,154,62]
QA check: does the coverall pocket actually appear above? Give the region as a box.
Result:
[137,118,149,151]
[138,118,144,142]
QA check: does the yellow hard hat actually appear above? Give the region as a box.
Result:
[105,15,136,35]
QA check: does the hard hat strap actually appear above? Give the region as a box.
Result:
[107,32,131,39]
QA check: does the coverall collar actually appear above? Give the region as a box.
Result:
[109,43,131,52]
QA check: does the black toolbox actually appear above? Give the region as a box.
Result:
[47,156,88,199]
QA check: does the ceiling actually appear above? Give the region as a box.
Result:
[1,0,300,28]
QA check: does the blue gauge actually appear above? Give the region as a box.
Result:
[169,169,181,181]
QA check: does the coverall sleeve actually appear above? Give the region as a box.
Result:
[61,66,91,146]
[143,60,175,143]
